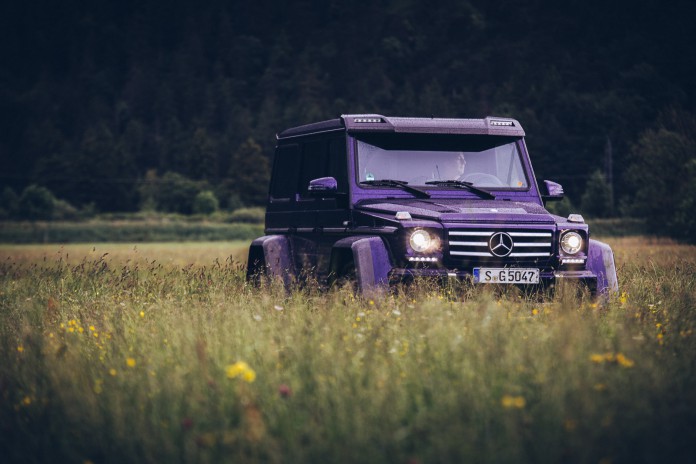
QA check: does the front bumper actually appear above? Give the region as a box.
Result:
[389,268,597,293]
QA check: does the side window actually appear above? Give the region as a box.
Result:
[297,136,348,194]
[270,144,300,199]
[299,139,327,194]
[328,136,348,193]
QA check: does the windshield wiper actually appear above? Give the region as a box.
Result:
[360,179,431,199]
[424,180,496,199]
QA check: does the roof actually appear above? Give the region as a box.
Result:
[277,114,525,139]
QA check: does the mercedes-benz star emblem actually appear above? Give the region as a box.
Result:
[489,232,514,257]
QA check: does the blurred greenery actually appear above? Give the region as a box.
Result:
[0,220,263,244]
[0,0,694,241]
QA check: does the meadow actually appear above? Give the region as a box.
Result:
[1,237,694,463]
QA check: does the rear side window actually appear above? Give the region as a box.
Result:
[270,144,300,199]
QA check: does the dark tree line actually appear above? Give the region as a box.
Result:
[1,0,694,236]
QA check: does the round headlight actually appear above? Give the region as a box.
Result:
[561,232,583,255]
[409,230,435,253]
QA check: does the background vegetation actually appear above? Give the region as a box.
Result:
[1,238,694,463]
[1,0,695,241]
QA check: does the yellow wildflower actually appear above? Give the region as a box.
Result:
[126,357,136,368]
[501,394,526,409]
[17,345,24,353]
[531,308,539,316]
[590,353,605,363]
[226,361,250,378]
[615,353,634,368]
[226,361,256,383]
[109,369,117,376]
[89,326,95,331]
[619,292,628,305]
[78,327,84,334]
[243,369,257,383]
[139,311,145,318]
[22,396,32,406]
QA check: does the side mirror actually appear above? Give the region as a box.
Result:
[308,177,338,195]
[540,180,564,202]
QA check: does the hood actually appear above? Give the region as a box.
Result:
[356,199,556,224]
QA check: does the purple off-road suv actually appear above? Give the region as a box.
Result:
[247,115,618,296]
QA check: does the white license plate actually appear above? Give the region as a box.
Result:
[473,268,539,284]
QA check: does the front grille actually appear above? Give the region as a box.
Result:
[448,228,554,263]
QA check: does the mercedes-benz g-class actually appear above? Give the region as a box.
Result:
[247,114,618,296]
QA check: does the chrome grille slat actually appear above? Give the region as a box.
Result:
[449,241,488,246]
[450,251,493,257]
[449,231,494,236]
[448,228,553,260]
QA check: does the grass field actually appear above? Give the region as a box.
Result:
[1,238,695,463]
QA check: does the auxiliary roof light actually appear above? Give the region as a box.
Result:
[490,120,514,126]
[354,118,383,123]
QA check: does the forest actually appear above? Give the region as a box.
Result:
[1,0,694,240]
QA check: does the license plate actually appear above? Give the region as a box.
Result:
[473,268,539,284]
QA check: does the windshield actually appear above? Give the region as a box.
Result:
[356,134,528,189]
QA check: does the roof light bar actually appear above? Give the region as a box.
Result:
[490,120,514,126]
[354,118,383,123]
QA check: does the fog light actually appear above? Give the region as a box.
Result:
[561,232,583,255]
[408,256,438,262]
[561,258,585,264]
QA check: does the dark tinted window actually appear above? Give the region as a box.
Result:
[328,137,348,193]
[297,136,348,194]
[299,139,327,193]
[270,144,300,198]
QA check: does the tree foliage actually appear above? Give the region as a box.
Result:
[0,0,694,230]
[581,170,613,218]
[17,185,56,220]
[624,111,696,241]
[192,190,219,215]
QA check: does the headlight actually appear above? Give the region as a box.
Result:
[409,229,438,253]
[560,232,583,255]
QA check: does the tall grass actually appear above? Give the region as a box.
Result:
[1,238,694,463]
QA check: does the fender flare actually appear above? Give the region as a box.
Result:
[587,239,619,296]
[330,236,392,297]
[246,235,296,288]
